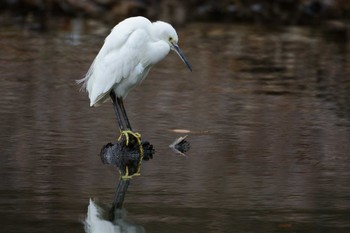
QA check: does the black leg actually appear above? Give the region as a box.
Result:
[117,97,133,131]
[110,91,125,131]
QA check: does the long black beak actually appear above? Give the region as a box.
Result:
[172,43,192,72]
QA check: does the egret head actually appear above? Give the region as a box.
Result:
[152,21,192,71]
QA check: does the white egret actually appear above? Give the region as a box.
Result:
[78,16,191,177]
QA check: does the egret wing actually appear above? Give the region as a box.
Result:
[89,29,151,106]
[97,17,151,60]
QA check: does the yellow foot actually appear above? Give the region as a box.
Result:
[121,166,141,180]
[118,130,142,146]
[118,130,144,180]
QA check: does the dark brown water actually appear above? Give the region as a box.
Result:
[1,18,350,233]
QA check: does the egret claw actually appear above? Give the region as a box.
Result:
[118,130,141,146]
[118,130,144,179]
[121,166,141,180]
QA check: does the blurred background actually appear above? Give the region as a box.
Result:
[1,0,350,29]
[1,1,350,233]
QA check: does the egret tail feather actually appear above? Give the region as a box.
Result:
[76,77,89,92]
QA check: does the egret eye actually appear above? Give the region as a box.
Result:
[169,37,173,41]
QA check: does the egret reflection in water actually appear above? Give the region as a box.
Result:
[85,200,145,233]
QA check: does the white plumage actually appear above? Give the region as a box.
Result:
[78,16,191,107]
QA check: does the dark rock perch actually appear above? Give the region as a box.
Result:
[99,134,154,217]
[99,133,190,219]
[100,138,154,176]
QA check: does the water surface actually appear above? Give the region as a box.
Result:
[1,19,350,233]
